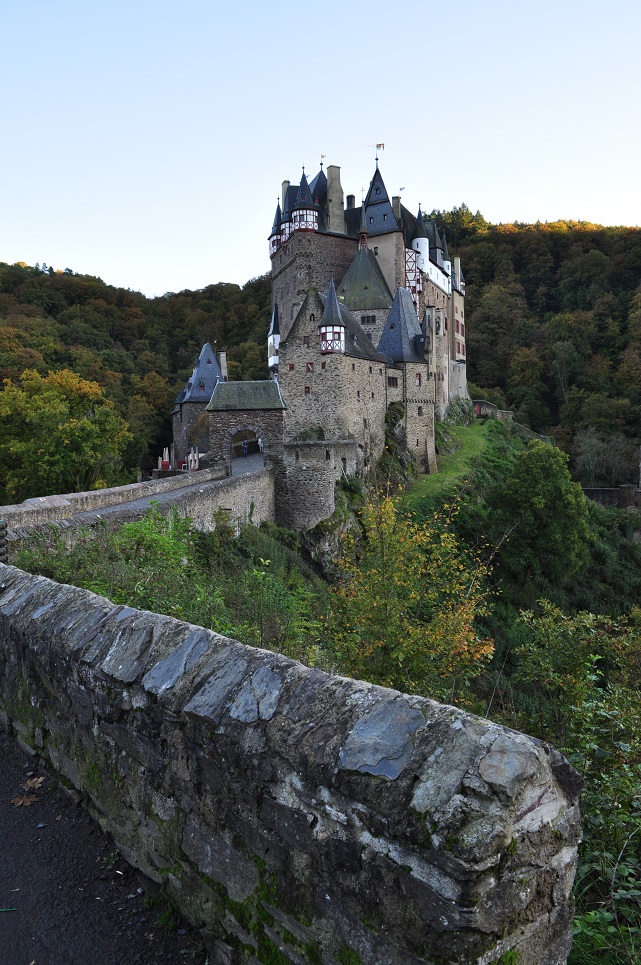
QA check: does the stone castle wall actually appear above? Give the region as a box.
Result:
[0,564,580,965]
[172,402,210,465]
[271,232,356,341]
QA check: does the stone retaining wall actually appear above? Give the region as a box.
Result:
[0,565,580,964]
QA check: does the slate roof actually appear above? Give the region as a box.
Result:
[362,166,398,236]
[442,232,450,261]
[268,303,280,337]
[337,247,393,311]
[294,171,314,209]
[175,342,222,406]
[206,380,286,411]
[377,288,425,362]
[413,206,427,239]
[270,202,282,236]
[308,168,327,207]
[318,287,387,363]
[321,277,343,329]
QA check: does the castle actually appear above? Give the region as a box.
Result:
[174,159,470,529]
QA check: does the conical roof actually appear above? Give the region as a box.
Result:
[321,277,343,329]
[413,206,427,239]
[337,247,393,311]
[377,289,424,362]
[442,232,450,261]
[294,170,315,209]
[270,202,282,236]
[308,167,327,206]
[268,303,280,337]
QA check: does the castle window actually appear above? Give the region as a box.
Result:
[369,366,372,373]
[357,390,360,399]
[379,368,383,375]
[326,449,330,461]
[371,392,374,399]
[304,386,311,395]
[369,217,373,224]
[310,314,315,322]
[373,247,378,255]
[303,336,310,347]
[288,363,295,370]
[321,361,326,369]
[376,187,380,195]
[418,406,423,415]
[461,323,465,335]
[415,373,422,387]
[383,214,387,221]
[361,314,375,326]
[363,418,368,429]
[306,361,314,373]
[388,376,398,388]
[320,325,345,353]
[352,363,355,371]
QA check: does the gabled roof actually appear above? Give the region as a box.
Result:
[206,380,286,411]
[377,289,425,362]
[176,342,223,405]
[337,247,393,311]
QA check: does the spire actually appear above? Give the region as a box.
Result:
[441,232,450,261]
[271,201,282,236]
[358,202,368,249]
[321,277,343,329]
[268,303,280,337]
[294,169,314,209]
[413,206,427,240]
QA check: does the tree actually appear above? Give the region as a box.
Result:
[328,496,493,703]
[0,369,131,503]
[488,441,589,589]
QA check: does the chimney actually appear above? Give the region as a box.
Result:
[346,194,355,209]
[392,196,401,220]
[218,351,228,381]
[454,256,461,288]
[281,180,290,210]
[326,165,345,233]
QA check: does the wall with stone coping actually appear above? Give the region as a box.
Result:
[2,469,276,548]
[0,565,580,965]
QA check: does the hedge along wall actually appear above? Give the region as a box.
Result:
[0,564,581,965]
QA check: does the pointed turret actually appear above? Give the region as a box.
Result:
[319,278,345,353]
[176,342,223,404]
[269,201,282,257]
[412,206,428,271]
[268,304,281,375]
[292,169,319,232]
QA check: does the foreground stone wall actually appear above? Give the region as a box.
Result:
[0,565,580,965]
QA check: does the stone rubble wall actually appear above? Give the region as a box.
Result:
[0,564,580,965]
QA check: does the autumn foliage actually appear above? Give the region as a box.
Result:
[328,496,493,703]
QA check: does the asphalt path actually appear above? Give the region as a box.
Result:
[0,731,207,965]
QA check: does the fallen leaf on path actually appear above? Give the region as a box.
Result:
[21,776,45,791]
[10,794,38,807]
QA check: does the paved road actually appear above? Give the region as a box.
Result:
[0,731,206,965]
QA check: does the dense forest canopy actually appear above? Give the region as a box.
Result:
[2,211,641,500]
[430,208,641,485]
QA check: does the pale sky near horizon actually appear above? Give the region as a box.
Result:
[2,0,640,297]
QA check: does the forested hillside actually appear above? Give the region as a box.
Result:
[433,208,641,486]
[0,262,271,492]
[2,212,641,499]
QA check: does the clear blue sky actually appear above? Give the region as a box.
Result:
[2,0,640,297]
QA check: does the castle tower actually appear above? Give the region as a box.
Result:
[268,304,280,377]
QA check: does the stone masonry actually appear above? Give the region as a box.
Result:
[0,564,580,965]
